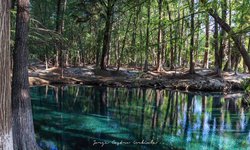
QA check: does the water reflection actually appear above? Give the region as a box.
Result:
[30,86,250,150]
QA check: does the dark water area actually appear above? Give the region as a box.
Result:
[30,86,250,150]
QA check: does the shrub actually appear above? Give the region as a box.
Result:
[241,78,250,93]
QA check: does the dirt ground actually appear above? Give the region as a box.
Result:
[28,64,250,92]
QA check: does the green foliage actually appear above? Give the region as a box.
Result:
[241,78,250,92]
[27,0,250,71]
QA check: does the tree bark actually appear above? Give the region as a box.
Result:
[55,0,62,67]
[203,14,209,69]
[12,0,40,149]
[166,1,174,70]
[95,31,102,67]
[55,0,66,68]
[156,0,163,72]
[131,1,140,66]
[218,0,227,72]
[117,14,132,71]
[214,15,220,75]
[144,0,150,72]
[179,9,185,66]
[246,38,250,72]
[177,5,182,66]
[227,0,232,70]
[0,0,14,149]
[189,0,195,74]
[195,13,200,63]
[100,0,113,70]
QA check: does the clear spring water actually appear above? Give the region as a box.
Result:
[30,86,250,150]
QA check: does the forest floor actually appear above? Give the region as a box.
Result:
[28,63,250,92]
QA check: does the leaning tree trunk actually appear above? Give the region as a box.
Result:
[0,0,14,149]
[208,9,250,72]
[12,0,40,149]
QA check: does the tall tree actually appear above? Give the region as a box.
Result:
[156,0,163,72]
[218,0,227,74]
[0,0,13,149]
[55,0,66,68]
[203,14,209,69]
[166,1,174,70]
[117,14,132,71]
[189,0,195,74]
[131,0,140,65]
[176,2,181,66]
[179,8,185,66]
[12,0,40,149]
[144,0,150,72]
[214,11,220,75]
[227,0,232,70]
[100,0,115,70]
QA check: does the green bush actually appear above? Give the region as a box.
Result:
[242,78,250,92]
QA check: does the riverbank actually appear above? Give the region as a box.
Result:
[28,65,250,92]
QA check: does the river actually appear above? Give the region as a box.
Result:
[30,85,250,150]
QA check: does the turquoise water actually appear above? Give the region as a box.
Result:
[31,86,250,150]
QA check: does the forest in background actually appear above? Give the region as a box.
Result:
[17,0,250,75]
[0,0,250,149]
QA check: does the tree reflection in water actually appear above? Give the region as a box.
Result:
[30,86,250,150]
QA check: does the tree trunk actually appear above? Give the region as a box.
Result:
[179,9,185,66]
[208,9,250,72]
[55,0,62,67]
[100,0,113,70]
[166,1,174,70]
[203,14,209,69]
[115,31,120,67]
[144,0,150,72]
[218,0,227,72]
[107,40,111,66]
[45,54,48,70]
[95,31,101,67]
[131,1,139,65]
[246,38,250,72]
[227,0,232,70]
[12,0,40,149]
[65,52,69,67]
[195,13,200,63]
[139,25,143,70]
[55,0,66,77]
[162,15,167,66]
[117,14,132,71]
[78,33,85,66]
[213,8,220,75]
[156,0,163,72]
[0,0,14,149]
[189,0,195,74]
